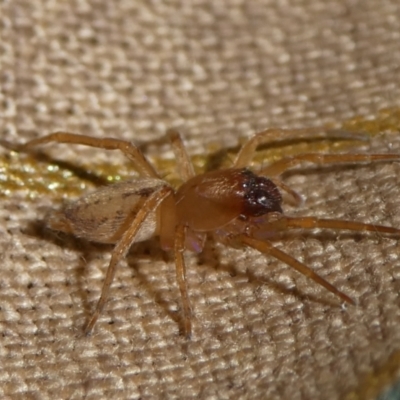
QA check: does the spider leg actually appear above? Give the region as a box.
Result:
[240,236,354,304]
[174,223,193,339]
[167,129,196,181]
[84,185,173,335]
[233,127,367,168]
[276,215,400,236]
[2,131,159,178]
[261,153,400,177]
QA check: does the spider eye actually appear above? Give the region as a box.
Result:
[258,195,269,206]
[241,170,282,217]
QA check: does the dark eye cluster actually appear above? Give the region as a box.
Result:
[241,169,282,216]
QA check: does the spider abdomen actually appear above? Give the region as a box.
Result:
[48,178,167,244]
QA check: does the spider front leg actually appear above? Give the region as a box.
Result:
[274,215,400,236]
[234,127,367,168]
[85,185,172,335]
[241,236,354,304]
[1,131,159,178]
[244,146,400,305]
[261,153,400,177]
[246,214,400,304]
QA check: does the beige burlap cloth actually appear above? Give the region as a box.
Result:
[1,1,400,399]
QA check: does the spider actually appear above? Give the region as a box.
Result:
[2,128,400,338]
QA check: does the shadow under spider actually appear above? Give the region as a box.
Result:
[24,219,171,329]
[23,149,111,187]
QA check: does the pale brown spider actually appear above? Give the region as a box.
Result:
[2,128,400,338]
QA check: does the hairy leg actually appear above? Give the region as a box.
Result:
[1,131,159,178]
[261,153,400,177]
[241,235,354,304]
[234,127,366,168]
[167,129,196,181]
[274,215,400,236]
[174,224,193,338]
[85,185,173,334]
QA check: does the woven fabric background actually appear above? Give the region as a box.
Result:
[1,1,400,399]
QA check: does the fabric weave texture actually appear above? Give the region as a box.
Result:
[1,1,400,399]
